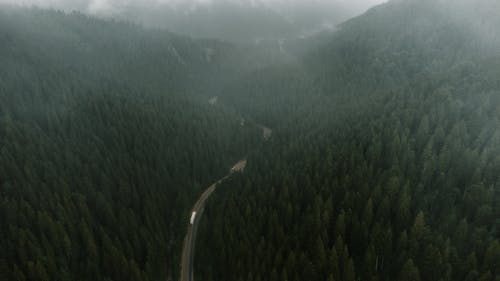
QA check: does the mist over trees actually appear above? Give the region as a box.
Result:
[0,7,264,280]
[0,0,387,42]
[0,0,499,281]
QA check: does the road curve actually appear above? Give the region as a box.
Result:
[179,159,247,281]
[178,123,271,281]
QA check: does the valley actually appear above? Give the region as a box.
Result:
[0,1,499,281]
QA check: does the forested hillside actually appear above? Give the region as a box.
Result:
[196,1,500,280]
[1,0,499,281]
[0,7,263,281]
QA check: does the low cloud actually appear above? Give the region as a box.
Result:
[0,0,387,15]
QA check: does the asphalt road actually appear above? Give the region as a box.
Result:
[178,160,246,281]
[178,124,271,281]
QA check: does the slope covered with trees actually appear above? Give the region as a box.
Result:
[1,1,499,281]
[0,7,263,281]
[196,1,500,280]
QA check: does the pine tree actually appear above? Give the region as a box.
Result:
[400,259,421,281]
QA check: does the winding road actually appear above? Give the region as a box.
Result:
[178,160,246,281]
[178,125,271,281]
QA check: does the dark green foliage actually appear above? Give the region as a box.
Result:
[196,1,500,281]
[1,1,500,281]
[0,6,262,281]
[197,63,500,280]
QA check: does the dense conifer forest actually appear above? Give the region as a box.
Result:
[197,1,500,280]
[1,0,499,281]
[0,7,263,281]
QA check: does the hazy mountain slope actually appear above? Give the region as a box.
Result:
[306,0,500,95]
[1,1,499,281]
[0,0,385,43]
[0,7,262,281]
[196,1,500,280]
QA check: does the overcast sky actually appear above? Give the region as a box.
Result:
[0,0,387,15]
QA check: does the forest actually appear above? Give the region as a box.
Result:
[0,7,264,281]
[1,0,499,281]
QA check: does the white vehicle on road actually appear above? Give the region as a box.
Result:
[190,212,196,225]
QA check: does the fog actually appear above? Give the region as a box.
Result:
[0,0,387,42]
[0,0,386,15]
[0,0,388,42]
